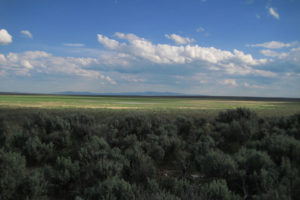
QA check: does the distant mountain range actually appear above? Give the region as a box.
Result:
[54,91,186,96]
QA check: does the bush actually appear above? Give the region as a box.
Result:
[262,134,300,164]
[202,179,241,200]
[84,177,134,200]
[217,108,256,123]
[18,170,47,200]
[78,135,110,163]
[50,156,80,196]
[233,148,278,196]
[24,135,54,164]
[197,150,236,179]
[0,150,26,200]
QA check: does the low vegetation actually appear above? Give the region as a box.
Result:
[0,108,299,200]
[1,95,300,117]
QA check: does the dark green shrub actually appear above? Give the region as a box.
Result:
[192,135,215,155]
[78,135,110,164]
[171,178,202,199]
[66,114,96,138]
[45,130,72,149]
[176,116,192,138]
[262,134,300,164]
[0,150,26,200]
[233,149,278,196]
[18,170,47,200]
[197,150,236,179]
[124,144,156,182]
[202,179,241,200]
[0,119,9,147]
[84,177,134,200]
[51,156,80,196]
[24,135,54,164]
[217,108,256,123]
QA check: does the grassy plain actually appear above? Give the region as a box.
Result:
[1,94,300,117]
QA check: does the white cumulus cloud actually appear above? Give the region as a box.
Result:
[97,32,273,77]
[260,49,288,58]
[221,79,238,86]
[247,41,294,49]
[22,60,34,69]
[97,34,123,50]
[165,34,195,45]
[63,43,85,47]
[0,29,13,45]
[0,50,118,85]
[21,30,33,38]
[244,82,265,89]
[105,76,117,85]
[269,7,279,19]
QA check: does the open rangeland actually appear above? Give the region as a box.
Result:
[1,94,300,117]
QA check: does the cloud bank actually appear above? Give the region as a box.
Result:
[0,51,116,84]
[165,34,195,45]
[97,32,272,77]
[247,41,294,49]
[1,32,299,96]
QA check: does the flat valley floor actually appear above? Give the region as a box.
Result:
[1,94,300,117]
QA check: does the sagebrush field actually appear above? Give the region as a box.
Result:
[0,107,300,200]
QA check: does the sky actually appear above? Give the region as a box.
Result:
[0,0,300,97]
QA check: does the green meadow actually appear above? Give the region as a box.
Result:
[1,94,300,117]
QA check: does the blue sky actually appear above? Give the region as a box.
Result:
[0,0,300,97]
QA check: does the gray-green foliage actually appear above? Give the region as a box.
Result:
[84,177,134,200]
[0,108,299,200]
[18,170,47,200]
[0,150,26,200]
[197,150,237,179]
[202,179,241,200]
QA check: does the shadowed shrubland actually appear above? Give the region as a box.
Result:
[0,108,299,200]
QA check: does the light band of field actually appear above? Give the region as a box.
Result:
[1,94,300,116]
